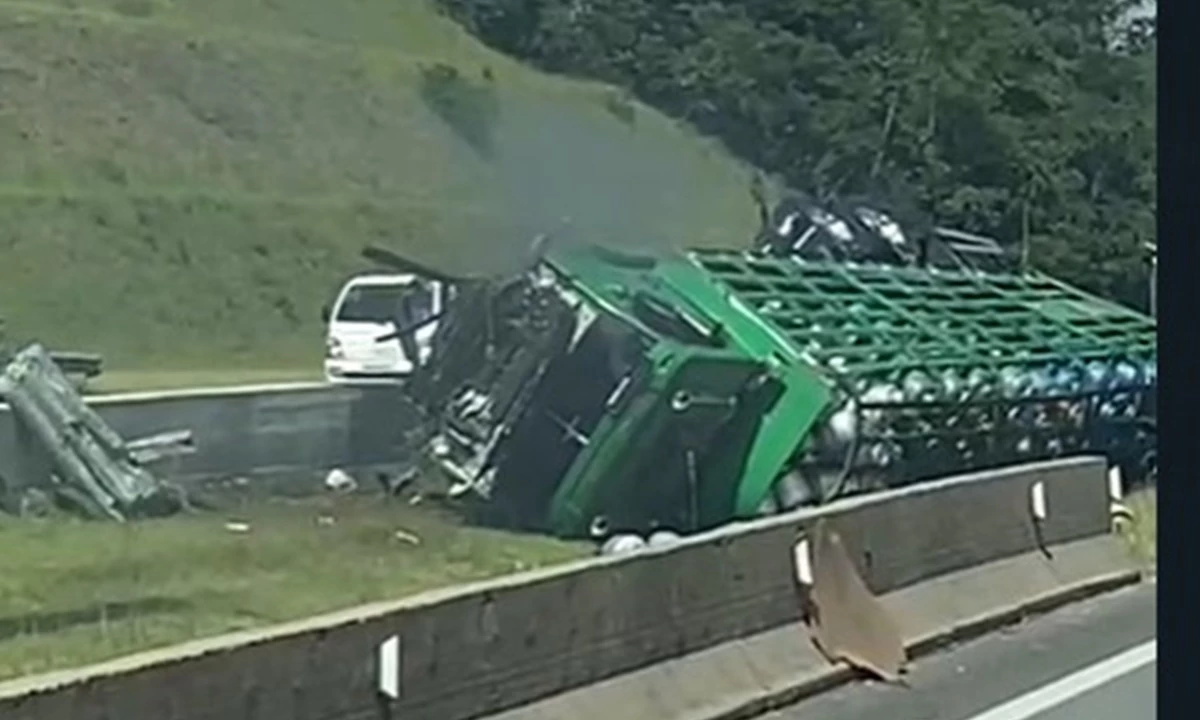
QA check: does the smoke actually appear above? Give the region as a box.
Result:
[448,90,759,275]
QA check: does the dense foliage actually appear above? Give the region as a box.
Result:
[436,0,1157,307]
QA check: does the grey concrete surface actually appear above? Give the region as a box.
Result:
[1026,663,1154,720]
[0,459,1125,720]
[760,583,1156,720]
[480,535,1139,720]
[0,384,412,492]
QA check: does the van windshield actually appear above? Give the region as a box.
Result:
[336,283,432,324]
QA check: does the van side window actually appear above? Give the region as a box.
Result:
[336,283,434,325]
[337,286,401,323]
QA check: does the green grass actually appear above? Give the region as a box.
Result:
[0,0,760,373]
[89,367,322,394]
[0,494,586,679]
[0,0,752,674]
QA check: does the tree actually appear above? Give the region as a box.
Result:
[436,0,1156,305]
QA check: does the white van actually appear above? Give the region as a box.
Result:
[322,274,445,385]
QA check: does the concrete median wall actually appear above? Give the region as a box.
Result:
[0,456,1117,720]
[0,384,412,492]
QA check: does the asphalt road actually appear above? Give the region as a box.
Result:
[763,582,1157,720]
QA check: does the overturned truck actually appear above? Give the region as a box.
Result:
[373,206,1157,540]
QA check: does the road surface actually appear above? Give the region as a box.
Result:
[764,582,1156,720]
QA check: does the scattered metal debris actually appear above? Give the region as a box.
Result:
[393,529,421,546]
[1,316,104,391]
[46,351,104,392]
[13,486,53,519]
[0,343,191,521]
[324,468,358,494]
[126,429,195,465]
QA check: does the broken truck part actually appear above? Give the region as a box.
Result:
[370,234,1157,541]
[0,344,191,520]
[0,316,104,390]
[804,519,907,682]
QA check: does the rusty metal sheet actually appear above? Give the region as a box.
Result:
[806,519,907,681]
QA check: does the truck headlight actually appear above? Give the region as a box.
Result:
[326,337,344,359]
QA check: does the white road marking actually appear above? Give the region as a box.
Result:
[964,639,1156,720]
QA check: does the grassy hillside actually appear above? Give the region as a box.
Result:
[0,0,760,371]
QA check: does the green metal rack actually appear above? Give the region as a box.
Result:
[690,250,1155,382]
[685,249,1156,506]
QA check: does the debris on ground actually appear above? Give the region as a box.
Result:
[599,534,647,555]
[393,528,421,545]
[0,343,192,521]
[324,468,358,494]
[125,429,196,465]
[804,519,907,682]
[0,493,585,679]
[45,350,104,392]
[0,317,103,392]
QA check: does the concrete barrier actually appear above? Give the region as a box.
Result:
[0,456,1136,720]
[0,383,412,492]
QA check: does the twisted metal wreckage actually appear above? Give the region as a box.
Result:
[0,343,192,520]
[371,190,1157,541]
